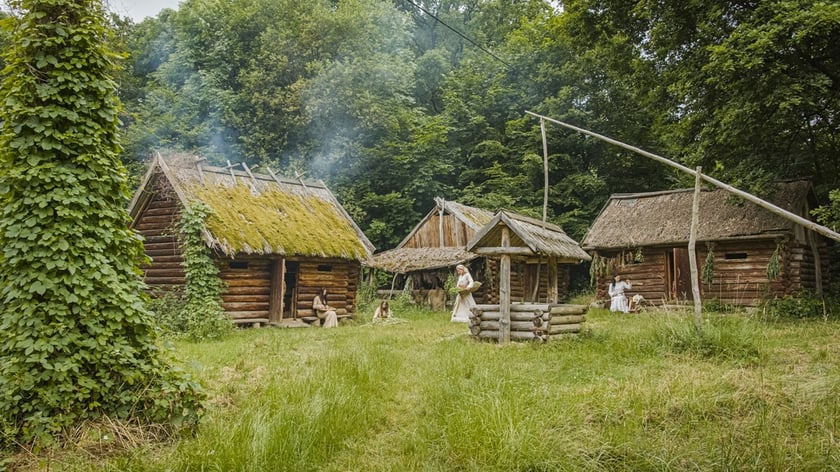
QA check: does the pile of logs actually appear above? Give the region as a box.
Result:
[469,303,587,342]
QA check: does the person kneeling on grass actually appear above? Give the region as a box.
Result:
[373,300,392,321]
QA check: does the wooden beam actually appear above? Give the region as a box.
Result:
[548,256,559,304]
[689,166,703,327]
[500,227,511,344]
[472,247,535,256]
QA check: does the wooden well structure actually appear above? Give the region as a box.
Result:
[465,211,591,343]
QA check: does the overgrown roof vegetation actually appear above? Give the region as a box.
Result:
[190,183,369,259]
[149,155,372,260]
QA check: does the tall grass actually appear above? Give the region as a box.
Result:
[20,307,840,471]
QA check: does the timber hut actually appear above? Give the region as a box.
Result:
[370,198,585,309]
[581,180,827,307]
[466,211,592,342]
[128,154,374,326]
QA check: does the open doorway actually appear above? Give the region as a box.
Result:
[666,248,693,301]
[283,261,299,318]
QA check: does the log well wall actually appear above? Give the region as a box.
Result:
[469,303,588,342]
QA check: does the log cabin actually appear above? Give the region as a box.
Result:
[128,154,374,326]
[370,198,590,308]
[580,180,828,307]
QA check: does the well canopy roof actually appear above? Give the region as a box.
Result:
[129,153,374,261]
[467,210,592,262]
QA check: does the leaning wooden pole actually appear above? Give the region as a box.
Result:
[689,166,703,328]
[525,111,840,243]
[540,118,549,225]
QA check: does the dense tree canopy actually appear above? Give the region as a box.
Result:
[112,0,840,250]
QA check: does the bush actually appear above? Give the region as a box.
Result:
[758,291,838,320]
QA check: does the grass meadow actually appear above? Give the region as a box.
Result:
[15,301,840,471]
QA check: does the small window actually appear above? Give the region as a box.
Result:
[229,261,249,269]
[317,264,332,272]
[724,252,747,260]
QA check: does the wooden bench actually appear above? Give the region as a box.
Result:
[301,314,353,325]
[233,318,270,328]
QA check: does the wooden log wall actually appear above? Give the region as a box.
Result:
[403,212,476,248]
[595,238,819,307]
[699,240,784,306]
[469,303,588,342]
[483,259,571,305]
[134,174,185,292]
[294,259,360,317]
[215,256,272,322]
[594,250,668,305]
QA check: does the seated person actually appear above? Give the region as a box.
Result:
[373,300,392,321]
[313,287,339,328]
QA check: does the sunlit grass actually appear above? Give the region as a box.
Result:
[31,306,840,471]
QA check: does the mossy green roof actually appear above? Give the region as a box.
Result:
[158,156,372,260]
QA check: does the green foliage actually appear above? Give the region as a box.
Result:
[147,288,188,334]
[179,202,232,341]
[0,0,203,447]
[702,243,715,288]
[766,240,785,281]
[812,189,840,231]
[759,291,838,320]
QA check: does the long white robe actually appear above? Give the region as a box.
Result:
[608,280,632,313]
[451,272,476,322]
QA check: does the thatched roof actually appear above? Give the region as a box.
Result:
[371,198,492,273]
[467,211,592,262]
[367,247,478,274]
[581,180,814,250]
[129,154,374,261]
[438,199,496,231]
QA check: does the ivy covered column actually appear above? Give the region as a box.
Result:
[0,0,202,446]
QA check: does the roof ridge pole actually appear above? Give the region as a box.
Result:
[294,171,309,192]
[224,160,241,185]
[265,167,283,186]
[194,156,207,185]
[242,163,258,185]
[525,110,840,243]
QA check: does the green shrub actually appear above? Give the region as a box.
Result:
[758,291,837,320]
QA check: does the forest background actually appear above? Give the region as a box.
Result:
[4,0,838,263]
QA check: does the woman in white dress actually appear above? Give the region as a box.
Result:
[608,274,632,313]
[313,288,339,328]
[451,264,476,322]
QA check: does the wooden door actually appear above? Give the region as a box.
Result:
[668,248,693,301]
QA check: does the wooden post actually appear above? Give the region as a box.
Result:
[689,166,703,328]
[540,118,549,225]
[269,258,285,323]
[548,256,558,304]
[500,226,511,344]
